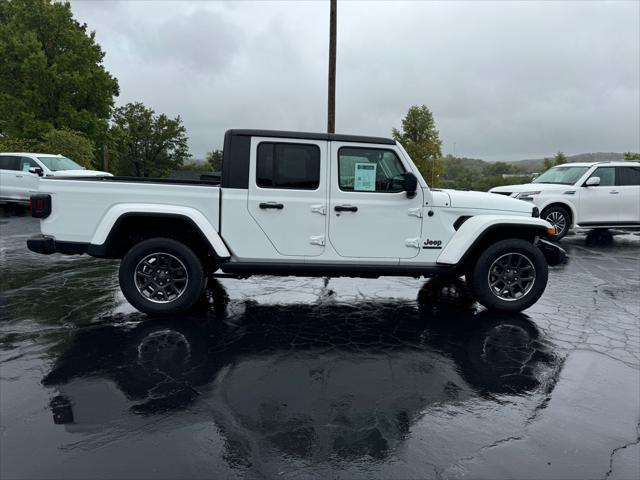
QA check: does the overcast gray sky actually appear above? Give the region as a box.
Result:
[71,0,639,160]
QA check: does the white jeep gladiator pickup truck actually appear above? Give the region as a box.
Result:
[27,129,565,315]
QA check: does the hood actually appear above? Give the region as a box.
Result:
[48,170,113,177]
[489,182,567,194]
[443,189,533,214]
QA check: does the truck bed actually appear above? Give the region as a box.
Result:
[37,176,221,245]
[49,174,220,187]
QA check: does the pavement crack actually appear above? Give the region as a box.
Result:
[603,420,640,480]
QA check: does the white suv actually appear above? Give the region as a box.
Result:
[0,153,111,204]
[490,161,640,240]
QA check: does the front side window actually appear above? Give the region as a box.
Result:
[37,156,83,171]
[588,167,615,187]
[338,147,406,192]
[533,166,590,185]
[256,142,320,190]
[19,157,38,172]
[617,166,640,186]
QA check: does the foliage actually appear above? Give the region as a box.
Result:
[39,128,95,167]
[177,162,208,172]
[554,151,567,165]
[0,128,94,167]
[109,102,190,177]
[392,105,444,186]
[623,152,640,161]
[0,135,39,152]
[0,0,119,146]
[543,151,566,170]
[440,155,532,192]
[205,149,224,171]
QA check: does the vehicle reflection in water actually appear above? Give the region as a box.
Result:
[42,280,559,467]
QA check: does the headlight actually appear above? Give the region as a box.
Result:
[515,191,541,201]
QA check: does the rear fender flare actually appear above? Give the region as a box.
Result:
[90,204,231,259]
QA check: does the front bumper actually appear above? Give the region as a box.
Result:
[536,238,568,266]
[27,235,88,255]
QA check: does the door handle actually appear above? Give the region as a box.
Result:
[15,174,23,178]
[609,190,619,194]
[334,205,358,212]
[259,202,284,210]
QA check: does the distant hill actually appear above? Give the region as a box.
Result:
[451,157,488,173]
[507,152,625,173]
[449,152,625,174]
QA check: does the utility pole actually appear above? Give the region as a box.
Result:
[102,144,109,172]
[327,0,337,133]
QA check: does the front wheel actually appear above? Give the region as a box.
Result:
[542,206,570,240]
[119,238,205,315]
[469,239,548,312]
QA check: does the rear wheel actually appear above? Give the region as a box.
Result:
[542,206,570,240]
[470,239,548,312]
[119,238,205,315]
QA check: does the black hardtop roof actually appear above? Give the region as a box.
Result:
[225,129,396,145]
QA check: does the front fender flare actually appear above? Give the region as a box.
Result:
[437,215,552,265]
[89,204,231,259]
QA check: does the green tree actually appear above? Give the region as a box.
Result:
[109,102,190,177]
[623,152,640,161]
[205,149,224,171]
[553,151,567,166]
[543,152,567,170]
[392,105,443,186]
[40,128,95,167]
[0,0,118,143]
[0,136,39,152]
[0,128,94,167]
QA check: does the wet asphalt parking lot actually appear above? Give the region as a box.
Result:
[1,210,639,480]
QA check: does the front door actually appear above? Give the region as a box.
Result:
[328,143,423,259]
[16,156,40,197]
[578,166,621,224]
[247,138,328,256]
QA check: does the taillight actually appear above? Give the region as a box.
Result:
[30,194,51,218]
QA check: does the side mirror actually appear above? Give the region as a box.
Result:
[29,167,44,177]
[403,172,418,198]
[585,176,600,187]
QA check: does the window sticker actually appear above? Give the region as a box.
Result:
[354,163,376,191]
[22,163,31,172]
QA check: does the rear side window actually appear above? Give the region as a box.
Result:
[617,166,640,186]
[0,156,19,171]
[588,167,615,187]
[256,142,320,190]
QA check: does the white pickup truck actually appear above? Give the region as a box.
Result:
[27,129,565,315]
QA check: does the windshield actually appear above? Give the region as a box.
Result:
[533,166,589,185]
[37,156,84,171]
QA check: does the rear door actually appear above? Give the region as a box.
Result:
[616,166,640,223]
[328,143,423,259]
[578,166,621,224]
[0,156,20,200]
[247,138,328,256]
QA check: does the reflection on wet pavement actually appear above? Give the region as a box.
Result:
[1,214,639,480]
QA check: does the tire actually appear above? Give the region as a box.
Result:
[417,276,476,316]
[470,239,548,312]
[119,238,205,316]
[542,206,570,241]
